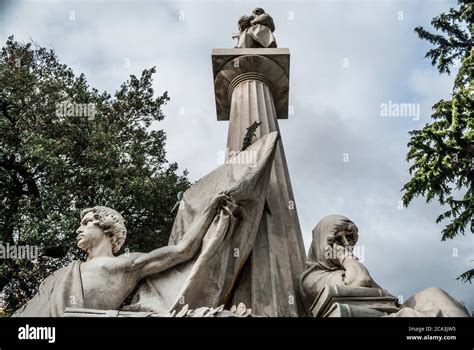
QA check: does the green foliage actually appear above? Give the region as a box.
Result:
[414,1,472,74]
[402,1,473,281]
[457,268,474,283]
[0,37,190,314]
[241,121,261,151]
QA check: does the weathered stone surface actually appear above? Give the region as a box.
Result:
[13,134,279,317]
[12,261,84,317]
[388,287,470,317]
[310,285,399,317]
[300,214,470,317]
[233,8,277,48]
[64,303,252,318]
[129,133,279,313]
[212,48,307,316]
[212,48,289,120]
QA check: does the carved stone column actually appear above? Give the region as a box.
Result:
[212,49,306,316]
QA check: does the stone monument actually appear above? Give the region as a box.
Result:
[233,7,277,48]
[13,132,281,317]
[13,198,227,316]
[212,8,307,316]
[299,214,470,317]
[12,8,466,319]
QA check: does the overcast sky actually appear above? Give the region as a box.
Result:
[1,0,472,313]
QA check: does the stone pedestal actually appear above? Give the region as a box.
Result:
[310,285,400,317]
[212,48,306,316]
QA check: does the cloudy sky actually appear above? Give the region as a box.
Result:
[1,0,472,313]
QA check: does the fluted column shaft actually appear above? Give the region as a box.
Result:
[226,79,306,317]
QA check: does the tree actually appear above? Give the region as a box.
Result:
[402,1,473,282]
[0,37,190,314]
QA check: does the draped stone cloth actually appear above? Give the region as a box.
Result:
[236,24,277,48]
[299,214,470,317]
[235,14,277,48]
[13,261,84,317]
[129,132,279,313]
[387,288,469,317]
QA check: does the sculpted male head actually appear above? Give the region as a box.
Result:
[252,7,265,16]
[76,206,127,254]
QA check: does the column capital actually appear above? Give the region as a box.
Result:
[212,48,290,121]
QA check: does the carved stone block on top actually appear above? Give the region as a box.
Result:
[211,48,290,121]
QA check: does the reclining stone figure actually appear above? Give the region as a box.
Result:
[300,214,470,317]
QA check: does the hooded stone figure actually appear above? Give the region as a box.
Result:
[299,214,384,307]
[299,214,470,317]
[234,8,277,48]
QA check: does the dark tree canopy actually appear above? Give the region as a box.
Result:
[0,36,190,314]
[402,1,473,282]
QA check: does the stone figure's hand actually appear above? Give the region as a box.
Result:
[238,15,254,31]
[250,19,261,26]
[209,192,230,212]
[250,14,268,26]
[326,243,352,266]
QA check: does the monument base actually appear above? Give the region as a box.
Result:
[310,285,400,317]
[64,303,252,318]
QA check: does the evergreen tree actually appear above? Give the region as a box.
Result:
[0,37,190,314]
[402,1,473,282]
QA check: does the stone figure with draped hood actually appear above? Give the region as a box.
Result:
[299,214,386,307]
[233,8,277,48]
[300,214,470,317]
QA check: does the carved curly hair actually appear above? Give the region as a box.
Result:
[80,206,127,254]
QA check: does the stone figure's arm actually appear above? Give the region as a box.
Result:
[250,14,275,31]
[238,15,254,31]
[131,193,229,279]
[340,255,374,287]
[329,244,375,287]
